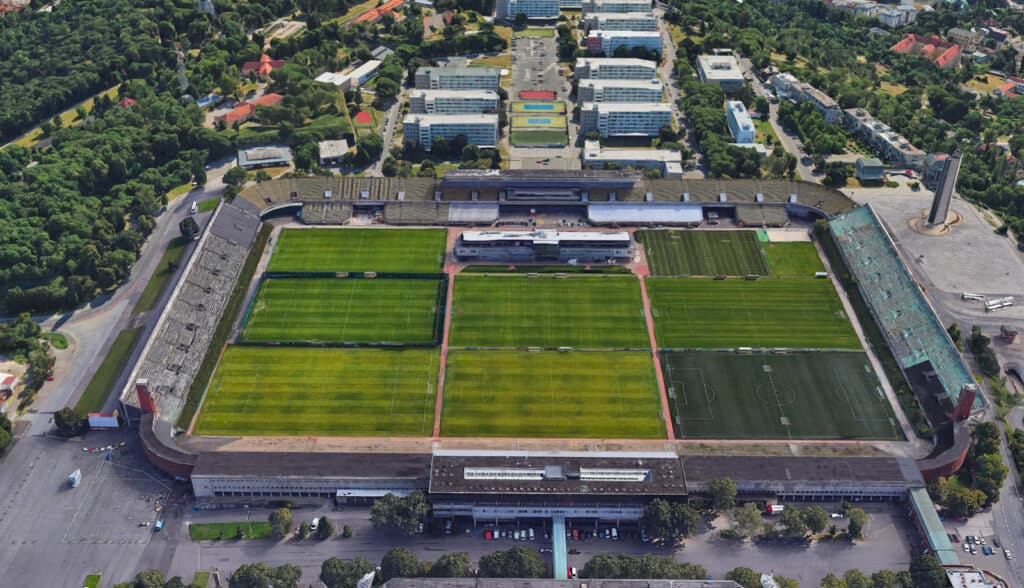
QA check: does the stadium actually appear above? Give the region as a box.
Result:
[122,171,978,555]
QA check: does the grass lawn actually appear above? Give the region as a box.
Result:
[661,350,900,440]
[449,275,648,349]
[83,574,102,588]
[196,347,439,436]
[167,183,193,201]
[241,278,442,345]
[511,101,567,113]
[647,278,860,350]
[510,130,568,146]
[441,350,665,438]
[268,228,447,273]
[193,571,212,588]
[75,328,143,413]
[198,198,220,213]
[638,230,768,276]
[133,237,189,314]
[754,119,779,146]
[472,54,512,68]
[7,84,120,149]
[879,81,907,96]
[762,242,825,278]
[494,25,513,43]
[965,74,1004,94]
[42,332,68,350]
[189,521,273,541]
[514,28,554,38]
[333,0,379,23]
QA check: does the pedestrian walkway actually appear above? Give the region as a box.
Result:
[552,515,567,579]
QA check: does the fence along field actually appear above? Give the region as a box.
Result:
[647,278,861,350]
[267,228,447,273]
[195,347,440,437]
[661,350,901,440]
[638,230,768,277]
[448,275,650,349]
[240,277,442,345]
[441,350,665,438]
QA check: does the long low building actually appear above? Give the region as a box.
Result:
[586,30,662,56]
[583,139,682,177]
[577,78,662,102]
[453,229,635,262]
[843,108,925,170]
[403,114,499,151]
[497,0,559,19]
[580,0,651,12]
[315,60,382,91]
[583,12,658,31]
[579,102,673,137]
[408,89,500,114]
[238,145,292,169]
[414,66,501,90]
[574,57,658,80]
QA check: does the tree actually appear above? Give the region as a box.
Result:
[320,557,373,588]
[268,507,293,538]
[0,412,11,435]
[381,547,421,581]
[774,576,800,588]
[54,406,87,437]
[846,507,868,540]
[376,78,400,104]
[843,569,871,588]
[131,569,165,588]
[342,525,352,538]
[779,505,808,537]
[513,13,528,29]
[944,485,987,518]
[803,506,829,534]
[0,428,11,453]
[974,452,1008,501]
[478,546,546,578]
[581,554,705,580]
[974,422,1001,456]
[947,322,962,349]
[731,502,763,537]
[909,554,947,588]
[820,572,845,588]
[370,491,430,535]
[725,567,760,588]
[317,515,335,539]
[223,166,249,187]
[641,499,699,543]
[430,553,473,578]
[229,562,301,588]
[298,521,310,539]
[708,477,737,510]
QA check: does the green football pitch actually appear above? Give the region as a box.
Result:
[195,347,439,436]
[647,278,861,349]
[510,130,569,146]
[240,278,442,344]
[441,350,665,438]
[449,275,649,348]
[638,230,768,276]
[267,228,447,273]
[661,350,901,440]
[763,242,826,278]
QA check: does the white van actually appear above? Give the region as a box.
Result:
[189,201,198,214]
[310,517,320,532]
[611,528,618,541]
[528,528,535,540]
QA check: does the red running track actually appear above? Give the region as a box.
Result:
[635,264,676,441]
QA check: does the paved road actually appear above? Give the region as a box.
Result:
[372,78,408,176]
[653,10,703,178]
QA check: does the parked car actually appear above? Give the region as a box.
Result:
[1005,549,1013,560]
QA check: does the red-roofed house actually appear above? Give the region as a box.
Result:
[241,54,286,79]
[890,34,961,69]
[353,0,405,24]
[117,97,137,109]
[995,77,1024,99]
[215,93,284,125]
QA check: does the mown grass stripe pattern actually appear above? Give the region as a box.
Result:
[762,242,826,278]
[639,230,768,276]
[195,347,439,437]
[449,275,649,349]
[661,350,900,440]
[267,228,447,273]
[241,278,441,344]
[441,351,665,438]
[647,278,861,350]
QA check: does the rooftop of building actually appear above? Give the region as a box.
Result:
[403,113,499,124]
[575,57,658,67]
[418,66,501,76]
[584,147,682,163]
[318,139,350,159]
[409,89,500,99]
[578,78,662,88]
[697,54,743,78]
[586,11,657,19]
[588,30,661,38]
[857,157,884,167]
[680,455,923,485]
[460,229,632,243]
[581,101,672,112]
[192,451,432,479]
[238,146,292,163]
[383,580,742,588]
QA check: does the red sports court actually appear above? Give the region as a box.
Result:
[354,110,373,124]
[519,90,555,100]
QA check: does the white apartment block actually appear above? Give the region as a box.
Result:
[581,0,651,12]
[579,102,672,137]
[497,0,559,19]
[577,78,663,103]
[843,108,925,170]
[583,12,658,31]
[408,89,500,114]
[769,73,841,124]
[583,140,683,177]
[403,114,499,151]
[725,101,755,144]
[574,57,658,80]
[878,5,916,28]
[587,30,662,56]
[414,67,501,90]
[696,54,745,91]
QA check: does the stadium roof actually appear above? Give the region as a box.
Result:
[460,230,631,243]
[681,455,923,486]
[908,487,960,565]
[193,451,432,479]
[588,203,702,224]
[383,580,742,588]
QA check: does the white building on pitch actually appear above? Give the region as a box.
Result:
[497,0,559,19]
[725,101,755,144]
[580,0,651,13]
[574,57,658,80]
[408,89,500,114]
[582,140,683,177]
[587,30,662,56]
[579,102,672,137]
[583,12,658,31]
[577,78,662,103]
[414,67,501,90]
[402,114,499,151]
[696,54,744,91]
